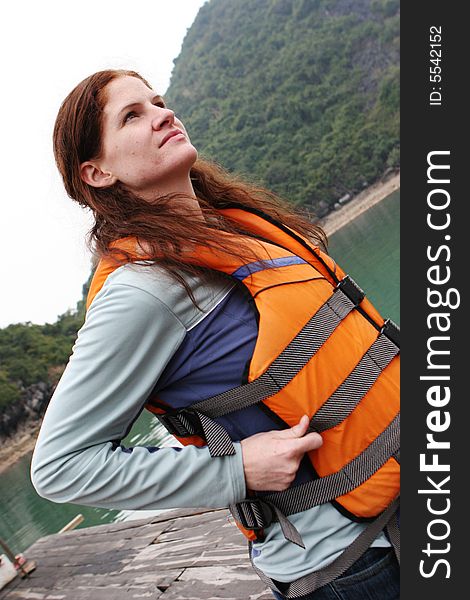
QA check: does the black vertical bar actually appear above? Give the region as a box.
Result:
[401,3,466,598]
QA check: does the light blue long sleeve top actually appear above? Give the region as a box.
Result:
[31,262,389,583]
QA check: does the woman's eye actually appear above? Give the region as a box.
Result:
[124,111,138,123]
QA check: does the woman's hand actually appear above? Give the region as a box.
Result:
[240,415,323,492]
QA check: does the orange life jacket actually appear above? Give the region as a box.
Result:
[87,206,400,548]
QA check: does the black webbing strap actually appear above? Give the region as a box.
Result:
[386,510,400,563]
[156,277,397,465]
[230,499,305,548]
[192,281,357,418]
[197,412,236,457]
[156,410,235,457]
[230,414,399,548]
[250,498,400,599]
[156,410,201,437]
[157,279,361,457]
[230,498,274,532]
[309,333,399,433]
[381,318,400,348]
[263,413,400,515]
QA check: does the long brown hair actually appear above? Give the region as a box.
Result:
[53,69,326,297]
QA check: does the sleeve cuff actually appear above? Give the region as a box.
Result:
[228,442,247,503]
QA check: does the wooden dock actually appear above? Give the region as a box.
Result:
[0,508,273,599]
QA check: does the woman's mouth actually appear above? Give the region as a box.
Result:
[160,130,184,147]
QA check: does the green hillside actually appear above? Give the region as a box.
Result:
[0,282,88,438]
[165,0,399,214]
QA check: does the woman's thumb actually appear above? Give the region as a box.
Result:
[284,415,310,438]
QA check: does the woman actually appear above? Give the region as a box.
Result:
[31,69,400,599]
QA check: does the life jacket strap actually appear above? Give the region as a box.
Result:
[250,498,400,599]
[263,413,399,515]
[187,316,399,460]
[155,281,361,458]
[229,499,305,549]
[156,409,236,457]
[197,411,237,457]
[229,413,399,548]
[229,498,273,532]
[156,409,202,438]
[155,277,399,461]
[185,282,358,421]
[386,508,400,563]
[336,274,365,306]
[309,331,400,433]
[158,322,399,453]
[381,318,400,348]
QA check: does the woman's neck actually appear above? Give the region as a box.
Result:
[140,174,204,221]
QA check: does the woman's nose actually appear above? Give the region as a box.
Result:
[151,107,175,130]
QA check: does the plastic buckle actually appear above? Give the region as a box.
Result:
[337,275,365,306]
[234,499,273,531]
[157,410,201,437]
[381,319,400,348]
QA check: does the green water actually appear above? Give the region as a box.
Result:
[0,413,170,553]
[328,190,400,324]
[0,190,399,554]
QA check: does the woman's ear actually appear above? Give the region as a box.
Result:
[80,161,117,188]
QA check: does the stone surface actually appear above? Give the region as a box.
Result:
[0,509,273,600]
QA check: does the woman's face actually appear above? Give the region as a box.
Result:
[81,75,197,198]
